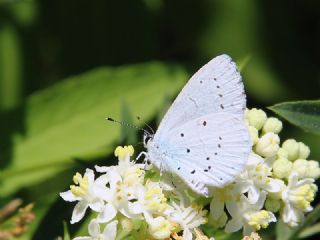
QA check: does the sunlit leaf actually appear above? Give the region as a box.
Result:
[0,62,187,196]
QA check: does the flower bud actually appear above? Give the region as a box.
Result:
[265,198,281,213]
[263,117,283,134]
[292,159,309,179]
[298,142,310,159]
[246,108,267,130]
[277,148,288,159]
[272,158,292,179]
[282,139,300,161]
[307,160,320,179]
[249,126,259,145]
[255,132,280,158]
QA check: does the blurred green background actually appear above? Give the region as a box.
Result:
[0,0,319,239]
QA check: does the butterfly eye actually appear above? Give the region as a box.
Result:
[144,135,153,145]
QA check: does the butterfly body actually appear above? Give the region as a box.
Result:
[145,54,251,197]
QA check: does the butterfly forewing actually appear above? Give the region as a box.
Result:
[155,54,245,139]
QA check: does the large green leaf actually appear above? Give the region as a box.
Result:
[0,23,22,110]
[0,62,187,196]
[269,100,320,135]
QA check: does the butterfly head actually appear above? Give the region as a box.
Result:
[143,132,154,147]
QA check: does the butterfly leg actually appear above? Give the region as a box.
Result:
[136,151,148,161]
[136,151,153,170]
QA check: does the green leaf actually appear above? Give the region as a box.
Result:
[120,100,137,144]
[0,23,22,110]
[276,219,293,240]
[299,223,320,239]
[0,62,187,196]
[269,100,320,135]
[63,221,71,240]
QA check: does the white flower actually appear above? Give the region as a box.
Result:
[147,216,174,239]
[255,133,280,158]
[93,145,146,222]
[246,108,267,130]
[239,154,284,204]
[225,192,276,235]
[282,139,300,161]
[272,158,293,179]
[73,219,118,240]
[60,169,105,224]
[129,180,168,220]
[210,184,243,219]
[94,167,141,223]
[263,117,283,134]
[281,172,317,227]
[167,201,207,240]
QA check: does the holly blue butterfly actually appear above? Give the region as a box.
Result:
[143,54,251,197]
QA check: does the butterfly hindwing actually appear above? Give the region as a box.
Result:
[153,112,250,195]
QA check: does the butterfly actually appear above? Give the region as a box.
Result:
[144,54,251,197]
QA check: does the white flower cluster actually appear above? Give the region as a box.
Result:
[242,108,319,228]
[61,146,209,240]
[60,108,319,239]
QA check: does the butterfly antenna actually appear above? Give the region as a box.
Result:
[136,116,155,135]
[106,117,150,135]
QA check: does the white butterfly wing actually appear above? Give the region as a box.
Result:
[155,54,245,139]
[148,112,250,196]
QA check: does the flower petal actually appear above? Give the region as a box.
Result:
[85,168,95,186]
[248,185,260,204]
[210,197,224,219]
[255,191,267,210]
[103,220,118,239]
[182,228,193,240]
[71,201,89,224]
[88,219,101,237]
[225,201,239,218]
[95,165,110,173]
[225,218,243,233]
[97,203,117,223]
[89,199,104,212]
[60,190,79,202]
[263,178,284,192]
[73,237,92,240]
